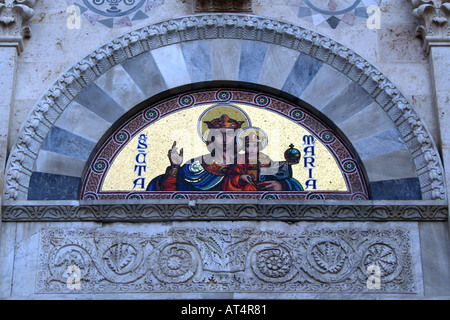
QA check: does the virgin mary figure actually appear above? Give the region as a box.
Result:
[146,104,303,192]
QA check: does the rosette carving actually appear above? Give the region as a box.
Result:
[251,245,298,283]
[152,243,200,283]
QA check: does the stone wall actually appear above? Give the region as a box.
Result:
[1,0,450,301]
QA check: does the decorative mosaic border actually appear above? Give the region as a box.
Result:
[68,0,163,28]
[2,201,447,221]
[3,14,445,201]
[289,0,382,29]
[80,88,369,200]
[36,223,420,294]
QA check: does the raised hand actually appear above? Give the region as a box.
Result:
[168,141,183,166]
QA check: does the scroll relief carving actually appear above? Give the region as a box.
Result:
[3,14,446,201]
[3,202,448,221]
[36,226,419,294]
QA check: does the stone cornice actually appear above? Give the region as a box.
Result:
[409,0,450,53]
[2,200,448,221]
[0,0,37,54]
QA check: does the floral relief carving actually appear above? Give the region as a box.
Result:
[36,226,419,294]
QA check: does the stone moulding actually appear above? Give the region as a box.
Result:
[2,13,446,202]
[2,200,448,221]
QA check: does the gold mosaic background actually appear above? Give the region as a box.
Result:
[102,103,347,191]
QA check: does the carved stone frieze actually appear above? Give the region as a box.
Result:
[36,223,420,294]
[409,0,450,52]
[2,14,446,201]
[2,200,448,221]
[0,0,37,52]
[194,0,252,12]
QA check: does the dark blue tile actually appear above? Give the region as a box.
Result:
[326,16,341,29]
[320,81,374,124]
[41,126,96,161]
[28,172,81,200]
[355,7,369,18]
[282,53,323,98]
[74,82,125,123]
[181,40,213,83]
[370,178,422,200]
[238,40,269,83]
[121,51,168,97]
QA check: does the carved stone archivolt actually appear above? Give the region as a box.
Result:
[3,14,446,202]
[36,223,420,294]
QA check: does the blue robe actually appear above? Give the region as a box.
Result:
[146,158,303,191]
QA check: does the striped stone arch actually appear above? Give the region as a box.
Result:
[3,13,446,202]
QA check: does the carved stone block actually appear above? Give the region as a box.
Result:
[194,0,252,13]
[36,222,421,295]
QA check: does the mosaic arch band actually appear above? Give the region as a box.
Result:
[146,105,305,192]
[80,89,369,200]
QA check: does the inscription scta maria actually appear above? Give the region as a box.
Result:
[133,134,148,190]
[303,135,317,190]
[133,134,317,191]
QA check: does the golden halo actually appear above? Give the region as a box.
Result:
[198,104,252,143]
[236,126,269,151]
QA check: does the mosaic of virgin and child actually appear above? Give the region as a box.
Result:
[146,105,304,192]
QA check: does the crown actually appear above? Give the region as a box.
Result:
[204,114,245,129]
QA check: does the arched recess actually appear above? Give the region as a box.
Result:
[3,13,446,202]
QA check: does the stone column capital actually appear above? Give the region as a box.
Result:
[0,0,37,54]
[409,0,450,53]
